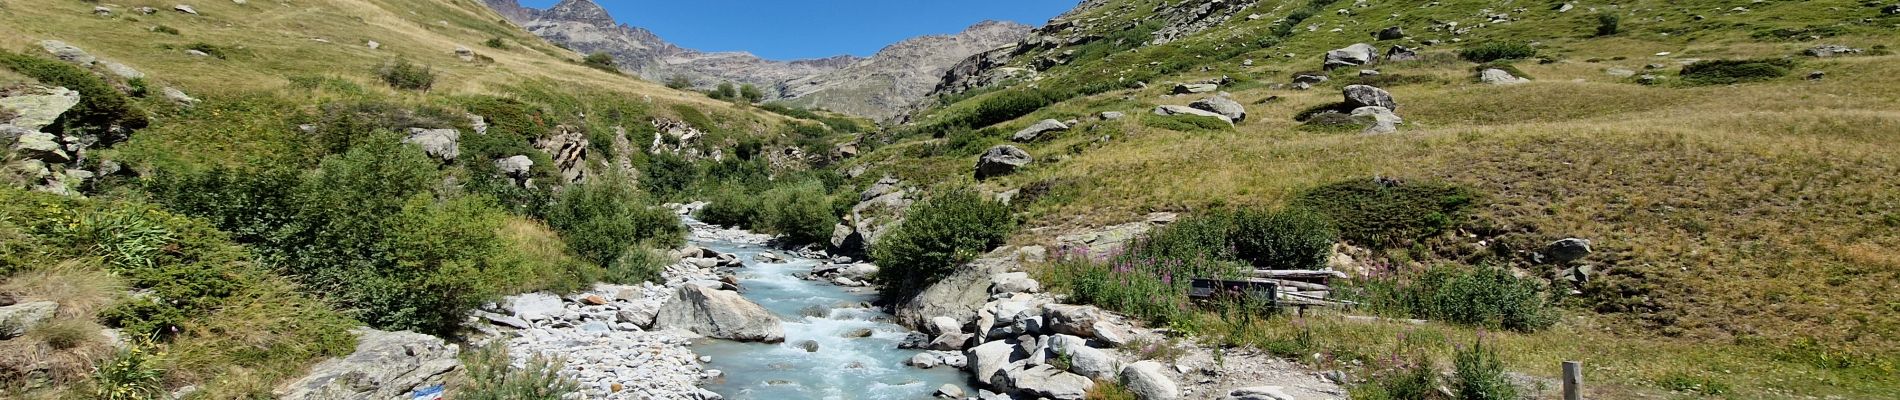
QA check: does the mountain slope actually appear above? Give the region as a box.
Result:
[483,0,1030,120]
[837,0,1900,397]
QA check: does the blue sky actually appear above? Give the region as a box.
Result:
[520,0,1075,60]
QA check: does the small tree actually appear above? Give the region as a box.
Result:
[664,74,694,90]
[582,52,617,71]
[872,188,1014,300]
[709,82,738,100]
[739,83,765,103]
[1595,14,1620,37]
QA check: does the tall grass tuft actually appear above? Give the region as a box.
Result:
[1452,338,1518,400]
[90,338,166,400]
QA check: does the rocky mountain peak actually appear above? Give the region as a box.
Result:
[542,0,616,28]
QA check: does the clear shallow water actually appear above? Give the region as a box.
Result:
[689,237,973,399]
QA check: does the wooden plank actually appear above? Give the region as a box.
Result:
[1562,361,1583,400]
[1250,270,1347,280]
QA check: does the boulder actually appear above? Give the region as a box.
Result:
[161,87,199,106]
[0,301,58,337]
[1152,105,1233,125]
[403,128,460,162]
[277,329,460,400]
[173,4,198,15]
[1342,85,1397,110]
[1374,26,1405,41]
[897,248,1017,328]
[1349,106,1403,134]
[478,312,531,329]
[990,272,1041,294]
[1386,45,1420,62]
[975,145,1032,179]
[1047,334,1119,380]
[1011,119,1069,142]
[1042,305,1103,337]
[929,316,964,336]
[1189,96,1247,123]
[1099,111,1126,120]
[616,308,658,328]
[1803,45,1862,58]
[654,285,785,343]
[936,384,965,399]
[1171,83,1219,94]
[101,61,144,80]
[928,332,974,350]
[508,293,563,321]
[1479,68,1529,85]
[1120,361,1181,400]
[12,132,70,163]
[997,364,1093,400]
[1324,43,1377,70]
[37,40,95,66]
[1,86,81,131]
[1545,238,1592,263]
[967,340,1023,386]
[1224,386,1298,400]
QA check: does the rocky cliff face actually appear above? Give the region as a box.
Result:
[484,0,1030,121]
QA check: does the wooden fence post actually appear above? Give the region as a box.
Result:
[1562,361,1582,400]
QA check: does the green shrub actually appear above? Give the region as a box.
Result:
[1452,339,1518,400]
[1141,114,1232,132]
[641,152,700,201]
[377,59,436,91]
[90,338,167,400]
[1230,208,1337,270]
[709,82,738,100]
[872,188,1014,300]
[1457,42,1536,63]
[483,38,507,49]
[152,25,180,35]
[1594,13,1620,36]
[582,52,616,72]
[696,183,762,227]
[664,74,693,89]
[1353,265,1558,332]
[1679,58,1794,85]
[545,176,684,269]
[458,346,579,400]
[739,83,765,103]
[1351,356,1440,400]
[606,246,668,284]
[0,49,149,139]
[1293,179,1477,249]
[758,179,837,245]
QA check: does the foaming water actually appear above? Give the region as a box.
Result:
[690,235,972,399]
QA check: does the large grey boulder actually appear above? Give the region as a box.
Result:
[1,86,81,131]
[1171,83,1218,94]
[1803,45,1862,58]
[495,155,533,182]
[1189,96,1247,123]
[402,128,459,162]
[1042,304,1103,337]
[967,340,1023,386]
[975,145,1031,179]
[1011,119,1069,142]
[507,293,563,321]
[1324,43,1377,70]
[0,301,59,337]
[1349,107,1403,135]
[898,248,1016,329]
[1342,85,1397,110]
[654,285,785,343]
[1047,334,1119,380]
[1374,26,1405,41]
[1386,45,1420,62]
[1120,361,1181,400]
[997,364,1093,400]
[1545,238,1592,263]
[277,329,460,400]
[1224,386,1298,400]
[1152,105,1233,125]
[1480,68,1529,85]
[990,272,1040,294]
[37,41,95,66]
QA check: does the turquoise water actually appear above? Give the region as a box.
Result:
[689,237,973,399]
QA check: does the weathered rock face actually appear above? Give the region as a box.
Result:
[968,340,1024,386]
[0,301,58,337]
[1121,361,1181,400]
[975,145,1032,179]
[1011,119,1069,142]
[653,284,785,343]
[1,86,81,131]
[776,21,1033,121]
[1480,68,1529,85]
[1342,85,1397,110]
[1153,105,1234,125]
[896,247,1019,328]
[37,40,95,66]
[997,364,1093,400]
[1189,95,1247,123]
[1349,106,1402,134]
[277,329,460,400]
[402,128,460,162]
[537,125,588,184]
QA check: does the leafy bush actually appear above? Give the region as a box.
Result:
[1230,208,1337,270]
[1679,58,1794,85]
[152,25,180,35]
[1457,42,1536,63]
[90,339,166,400]
[376,59,436,91]
[739,83,765,103]
[545,176,684,270]
[709,82,738,101]
[872,188,1014,300]
[0,49,149,139]
[1141,114,1232,132]
[1293,179,1477,249]
[458,346,579,400]
[758,180,838,245]
[695,183,761,228]
[664,74,693,89]
[641,152,700,201]
[1453,339,1518,400]
[1595,14,1620,36]
[606,246,668,284]
[1351,356,1441,400]
[582,52,616,72]
[483,38,507,49]
[1353,265,1558,332]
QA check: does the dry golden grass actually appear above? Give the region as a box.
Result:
[0,318,111,386]
[0,259,125,319]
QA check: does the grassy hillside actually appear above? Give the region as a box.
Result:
[0,0,858,397]
[849,0,1900,397]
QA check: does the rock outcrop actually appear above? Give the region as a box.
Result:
[277,329,460,400]
[975,145,1032,179]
